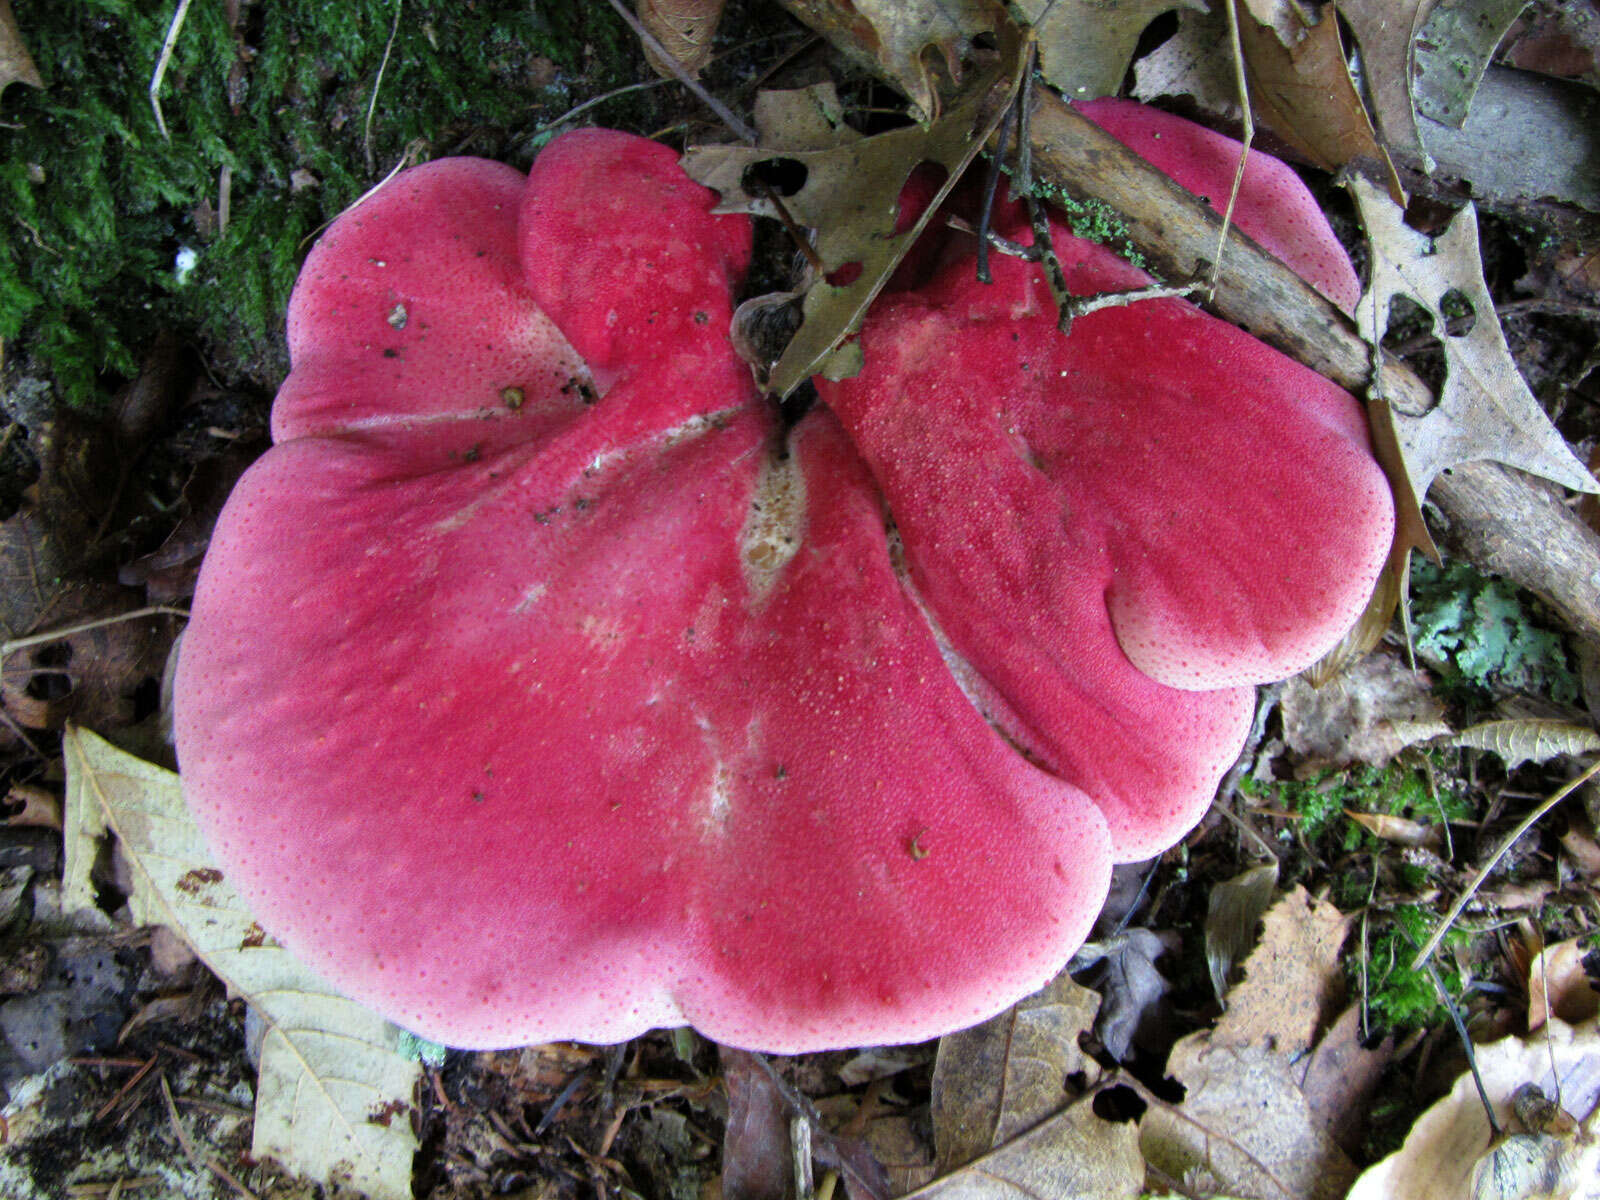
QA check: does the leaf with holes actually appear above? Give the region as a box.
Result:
[61,726,421,1200]
[682,20,1024,397]
[1350,176,1597,507]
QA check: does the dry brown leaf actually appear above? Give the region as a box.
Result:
[931,970,1103,1173]
[1141,1037,1359,1200]
[2,783,61,830]
[0,0,41,102]
[1350,175,1598,511]
[1077,928,1175,1062]
[1284,650,1451,767]
[752,83,859,151]
[793,0,998,121]
[1296,1006,1396,1156]
[1334,0,1438,165]
[635,0,726,77]
[1214,886,1350,1054]
[1413,0,1531,128]
[1348,1018,1600,1200]
[720,1047,792,1200]
[1561,828,1600,882]
[1528,938,1600,1033]
[1132,5,1240,114]
[683,20,1023,397]
[908,1095,1142,1200]
[1453,719,1600,769]
[1015,0,1206,101]
[1346,809,1444,849]
[1502,3,1600,88]
[1236,0,1404,202]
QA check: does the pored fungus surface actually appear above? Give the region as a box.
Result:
[176,112,1392,1053]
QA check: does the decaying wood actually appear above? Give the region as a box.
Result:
[775,0,1600,647]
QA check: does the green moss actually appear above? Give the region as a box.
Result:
[1242,757,1466,851]
[2,0,631,404]
[1363,903,1465,1030]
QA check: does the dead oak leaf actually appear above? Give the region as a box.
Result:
[804,0,998,122]
[682,20,1023,397]
[1350,176,1599,506]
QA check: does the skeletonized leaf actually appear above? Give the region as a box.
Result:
[931,970,1103,1172]
[1350,176,1598,505]
[1236,0,1405,202]
[61,726,421,1200]
[1204,861,1280,1006]
[1414,0,1532,129]
[1334,0,1439,165]
[0,0,41,102]
[1452,719,1600,768]
[683,20,1023,397]
[1016,0,1206,101]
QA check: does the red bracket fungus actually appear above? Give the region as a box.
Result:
[176,107,1392,1053]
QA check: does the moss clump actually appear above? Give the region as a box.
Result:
[2,0,634,404]
[1242,757,1469,853]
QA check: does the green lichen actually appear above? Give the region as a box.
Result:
[1004,167,1149,271]
[1410,559,1578,704]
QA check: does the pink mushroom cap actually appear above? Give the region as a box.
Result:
[175,131,1114,1053]
[814,101,1392,858]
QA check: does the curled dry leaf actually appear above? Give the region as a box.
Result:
[1528,938,1600,1034]
[1235,0,1404,203]
[1334,0,1440,165]
[1346,809,1444,849]
[635,0,727,78]
[1204,861,1281,1006]
[1453,719,1600,770]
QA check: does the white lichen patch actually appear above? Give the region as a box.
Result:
[739,450,806,602]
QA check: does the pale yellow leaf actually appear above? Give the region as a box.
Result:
[61,726,421,1200]
[1348,1018,1600,1200]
